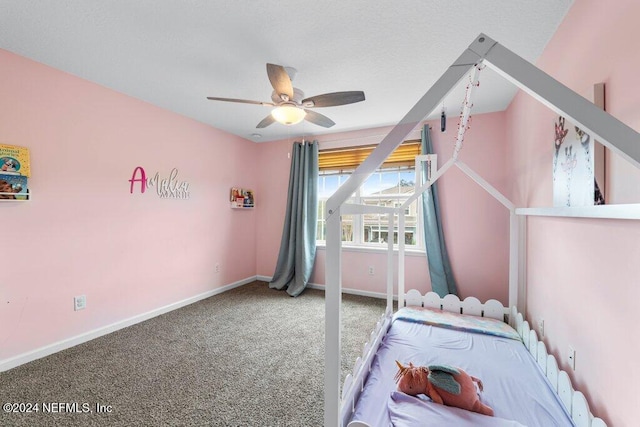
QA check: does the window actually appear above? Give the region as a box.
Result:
[317,142,423,249]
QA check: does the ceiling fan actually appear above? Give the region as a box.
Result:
[207,63,365,128]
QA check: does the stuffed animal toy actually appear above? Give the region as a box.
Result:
[394,360,494,416]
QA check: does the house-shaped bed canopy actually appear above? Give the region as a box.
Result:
[324,33,640,426]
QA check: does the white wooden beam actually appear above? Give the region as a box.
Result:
[326,51,480,218]
[386,214,395,312]
[509,211,519,310]
[481,34,640,170]
[454,160,515,210]
[401,157,456,209]
[516,204,640,220]
[341,203,397,215]
[518,215,527,316]
[398,212,406,309]
[324,207,342,427]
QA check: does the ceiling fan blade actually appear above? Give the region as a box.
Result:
[304,110,335,128]
[207,96,274,106]
[256,115,276,128]
[302,91,365,108]
[266,63,294,101]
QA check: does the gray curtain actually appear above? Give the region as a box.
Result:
[269,140,319,297]
[421,125,458,297]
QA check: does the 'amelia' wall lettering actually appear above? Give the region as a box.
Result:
[129,166,190,199]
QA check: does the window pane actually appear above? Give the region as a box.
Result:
[317,199,326,241]
[362,168,415,196]
[319,175,338,198]
[317,166,419,248]
[342,215,354,242]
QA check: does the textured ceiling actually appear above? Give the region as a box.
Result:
[0,0,573,142]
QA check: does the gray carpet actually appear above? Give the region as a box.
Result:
[0,281,387,426]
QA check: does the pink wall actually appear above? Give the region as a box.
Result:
[0,49,258,362]
[257,111,510,304]
[505,1,640,425]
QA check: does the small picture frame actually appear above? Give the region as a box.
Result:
[230,187,254,208]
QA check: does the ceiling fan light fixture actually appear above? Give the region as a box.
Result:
[271,105,306,125]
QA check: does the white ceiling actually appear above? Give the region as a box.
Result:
[0,1,573,142]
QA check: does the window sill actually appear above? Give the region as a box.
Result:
[315,243,425,256]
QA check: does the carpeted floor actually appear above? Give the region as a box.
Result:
[0,281,387,426]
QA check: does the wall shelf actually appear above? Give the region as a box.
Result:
[0,190,30,201]
[515,204,640,220]
[230,187,254,209]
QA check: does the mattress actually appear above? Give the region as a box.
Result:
[348,308,575,427]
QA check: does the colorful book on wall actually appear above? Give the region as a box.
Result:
[0,144,30,177]
[0,174,28,200]
[0,144,30,200]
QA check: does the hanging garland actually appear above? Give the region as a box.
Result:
[452,63,485,157]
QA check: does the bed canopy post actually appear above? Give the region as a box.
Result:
[324,39,482,427]
[509,211,520,311]
[386,214,395,311]
[324,206,343,427]
[398,210,406,309]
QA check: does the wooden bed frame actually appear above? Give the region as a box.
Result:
[324,33,640,427]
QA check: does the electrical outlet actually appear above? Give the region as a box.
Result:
[568,346,576,370]
[538,319,544,338]
[215,263,220,273]
[74,295,86,311]
[368,266,374,275]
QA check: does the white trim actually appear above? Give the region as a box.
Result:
[307,283,393,300]
[257,276,393,300]
[315,244,426,257]
[0,276,255,372]
[342,203,396,215]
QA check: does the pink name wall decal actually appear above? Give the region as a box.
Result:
[129,166,190,199]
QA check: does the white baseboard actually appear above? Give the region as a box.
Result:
[258,275,394,300]
[0,276,256,373]
[307,282,395,300]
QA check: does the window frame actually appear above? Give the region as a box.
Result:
[316,166,424,251]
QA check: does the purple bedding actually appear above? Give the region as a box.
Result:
[388,392,526,427]
[349,309,574,427]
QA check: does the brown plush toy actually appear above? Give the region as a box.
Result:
[394,361,494,416]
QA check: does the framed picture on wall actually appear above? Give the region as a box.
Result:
[552,116,596,207]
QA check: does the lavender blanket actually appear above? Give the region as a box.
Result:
[388,392,526,427]
[349,315,574,427]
